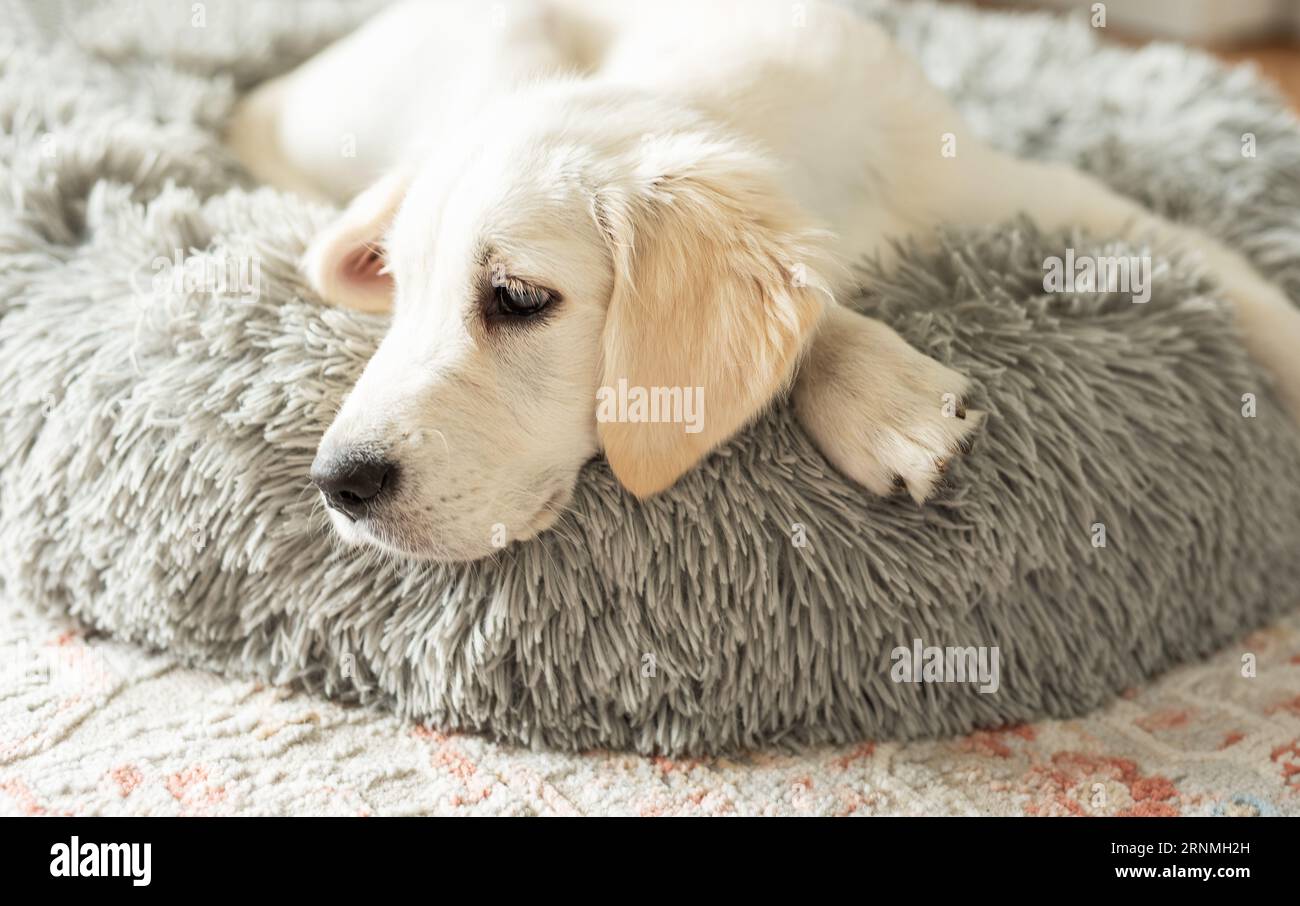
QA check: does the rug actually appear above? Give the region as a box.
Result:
[3,601,1297,815]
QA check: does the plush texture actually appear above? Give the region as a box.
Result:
[1,0,1299,756]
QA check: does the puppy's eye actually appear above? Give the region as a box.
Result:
[490,280,555,318]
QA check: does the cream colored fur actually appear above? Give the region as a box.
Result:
[226,0,1300,561]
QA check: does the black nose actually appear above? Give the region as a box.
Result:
[311,455,394,521]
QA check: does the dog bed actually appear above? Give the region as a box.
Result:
[2,0,1300,755]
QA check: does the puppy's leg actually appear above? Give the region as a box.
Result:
[953,152,1300,423]
[226,77,335,203]
[793,306,984,502]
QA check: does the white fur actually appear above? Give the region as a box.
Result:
[227,0,1300,561]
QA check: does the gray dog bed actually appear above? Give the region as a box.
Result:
[3,0,1300,755]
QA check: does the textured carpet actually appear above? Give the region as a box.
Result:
[4,601,1298,816]
[2,0,1300,756]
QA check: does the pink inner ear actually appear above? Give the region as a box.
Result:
[342,245,391,288]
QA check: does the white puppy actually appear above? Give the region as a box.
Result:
[227,0,1300,562]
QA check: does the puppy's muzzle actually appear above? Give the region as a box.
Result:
[311,452,395,521]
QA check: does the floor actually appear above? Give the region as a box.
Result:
[952,0,1300,112]
[1216,44,1300,111]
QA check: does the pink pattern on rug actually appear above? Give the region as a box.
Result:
[2,606,1299,815]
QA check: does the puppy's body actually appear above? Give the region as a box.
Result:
[235,2,955,256]
[229,0,1300,561]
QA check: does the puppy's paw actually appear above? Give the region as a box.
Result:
[793,308,984,503]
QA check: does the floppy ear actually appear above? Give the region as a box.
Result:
[302,170,408,313]
[595,136,832,498]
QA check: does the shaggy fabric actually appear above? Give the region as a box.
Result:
[2,0,1300,755]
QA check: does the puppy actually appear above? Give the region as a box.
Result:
[227,0,1300,562]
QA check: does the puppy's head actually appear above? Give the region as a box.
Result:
[307,90,831,561]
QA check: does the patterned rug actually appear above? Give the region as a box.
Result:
[3,600,1297,816]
